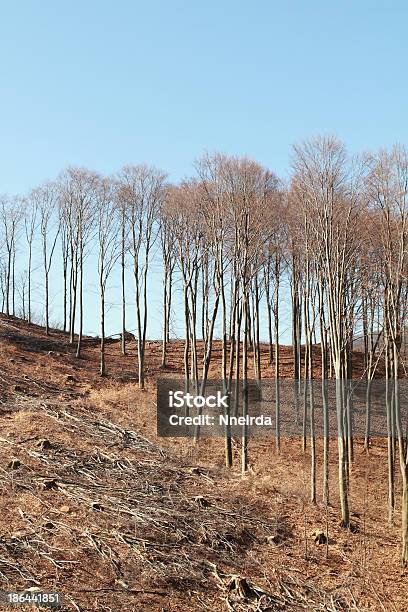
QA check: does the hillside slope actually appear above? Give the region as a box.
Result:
[0,315,406,611]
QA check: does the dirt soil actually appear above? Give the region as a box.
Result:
[0,314,406,611]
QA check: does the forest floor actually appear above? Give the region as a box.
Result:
[0,313,406,611]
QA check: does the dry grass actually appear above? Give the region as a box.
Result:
[0,313,407,611]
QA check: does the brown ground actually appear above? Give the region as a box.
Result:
[0,314,406,611]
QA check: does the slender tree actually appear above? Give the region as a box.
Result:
[32,183,60,334]
[292,136,364,527]
[60,167,98,355]
[117,165,165,389]
[24,195,38,324]
[0,197,23,316]
[96,177,120,376]
[367,145,408,564]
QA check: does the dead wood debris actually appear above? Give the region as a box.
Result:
[0,396,364,611]
[209,562,352,611]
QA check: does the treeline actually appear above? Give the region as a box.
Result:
[1,136,408,564]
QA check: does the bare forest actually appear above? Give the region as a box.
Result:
[1,135,408,610]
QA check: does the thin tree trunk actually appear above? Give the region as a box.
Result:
[336,375,350,527]
[76,245,84,358]
[28,242,33,324]
[12,247,16,316]
[121,220,126,356]
[274,270,280,453]
[241,293,249,475]
[221,273,233,468]
[100,281,106,376]
[162,265,168,368]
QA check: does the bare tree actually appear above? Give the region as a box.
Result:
[59,167,98,355]
[221,156,279,473]
[16,269,28,320]
[166,181,203,394]
[160,198,177,368]
[24,195,38,324]
[366,145,408,565]
[96,177,120,376]
[196,153,234,465]
[292,135,364,527]
[117,165,165,389]
[31,183,60,334]
[0,197,23,316]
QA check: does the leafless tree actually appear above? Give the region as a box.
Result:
[96,177,120,376]
[59,167,98,355]
[160,197,177,368]
[292,135,364,527]
[166,181,203,394]
[24,195,38,324]
[31,183,60,334]
[0,197,23,316]
[16,269,28,320]
[366,145,408,564]
[117,165,165,389]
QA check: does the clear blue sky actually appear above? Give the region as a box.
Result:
[1,0,407,192]
[1,0,407,339]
